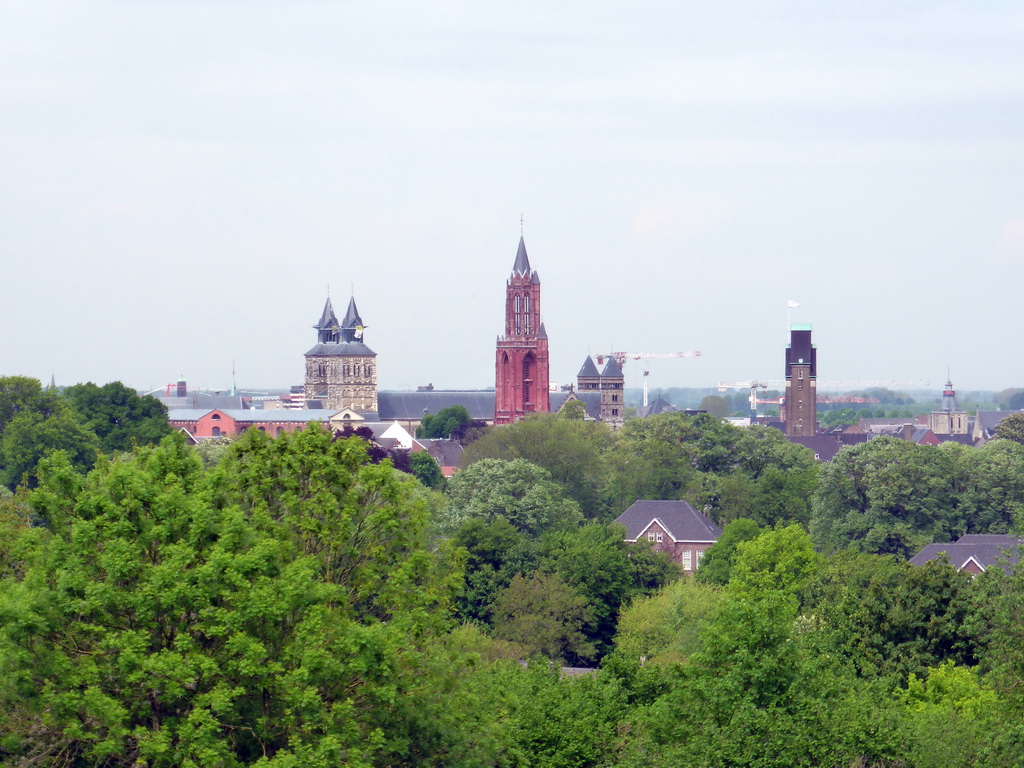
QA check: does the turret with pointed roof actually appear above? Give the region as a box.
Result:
[495,236,550,424]
[929,373,968,435]
[315,297,341,343]
[304,293,378,413]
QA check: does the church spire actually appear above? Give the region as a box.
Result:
[340,296,366,343]
[512,236,531,277]
[314,297,341,343]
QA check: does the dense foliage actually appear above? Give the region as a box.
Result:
[4,393,1024,766]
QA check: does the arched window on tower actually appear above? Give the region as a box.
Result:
[524,294,531,334]
[514,295,522,335]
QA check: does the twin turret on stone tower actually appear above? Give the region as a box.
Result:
[304,295,378,412]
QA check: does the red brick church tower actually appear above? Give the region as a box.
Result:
[495,237,550,424]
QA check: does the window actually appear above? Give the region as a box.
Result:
[211,426,221,437]
[211,413,221,421]
[656,531,664,542]
[648,531,657,541]
[682,550,692,570]
[797,369,804,380]
[612,394,618,402]
[695,549,704,568]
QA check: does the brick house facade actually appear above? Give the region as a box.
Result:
[615,500,722,574]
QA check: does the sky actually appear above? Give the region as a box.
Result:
[2,1,1023,396]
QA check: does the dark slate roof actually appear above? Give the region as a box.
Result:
[637,395,679,418]
[785,435,842,462]
[512,236,531,276]
[317,297,339,329]
[615,500,722,543]
[976,410,1019,437]
[341,295,363,328]
[578,356,600,378]
[601,357,623,378]
[538,321,547,338]
[157,394,248,411]
[304,341,376,357]
[417,438,465,468]
[836,433,870,447]
[549,391,602,419]
[909,534,1021,573]
[377,391,495,421]
[910,427,934,444]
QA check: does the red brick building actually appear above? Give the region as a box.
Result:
[615,500,722,574]
[495,237,550,424]
[167,408,333,438]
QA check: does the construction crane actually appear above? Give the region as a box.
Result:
[718,379,932,418]
[597,350,701,367]
[596,351,702,407]
[717,381,774,417]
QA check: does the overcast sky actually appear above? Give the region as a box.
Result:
[3,1,1023,395]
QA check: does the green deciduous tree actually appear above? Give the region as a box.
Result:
[1,406,99,489]
[994,412,1024,444]
[416,406,472,440]
[811,437,961,556]
[0,376,101,490]
[442,458,583,535]
[491,571,595,663]
[538,523,662,660]
[896,662,1012,768]
[0,429,464,767]
[462,414,615,518]
[610,576,722,667]
[608,415,817,528]
[451,517,534,623]
[623,525,889,768]
[694,518,763,587]
[409,450,445,489]
[62,380,171,453]
[0,376,63,434]
[799,550,976,680]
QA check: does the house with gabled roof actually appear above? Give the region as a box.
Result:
[909,533,1021,576]
[973,410,1022,444]
[614,500,722,574]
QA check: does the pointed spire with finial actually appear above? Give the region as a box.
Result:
[315,296,341,343]
[340,295,367,342]
[512,236,531,277]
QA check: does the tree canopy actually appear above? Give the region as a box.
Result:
[0,428,464,766]
[62,380,171,452]
[416,406,472,440]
